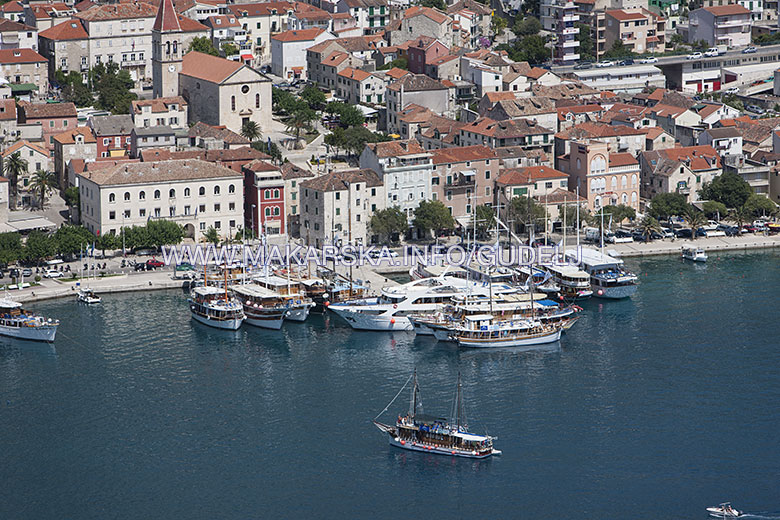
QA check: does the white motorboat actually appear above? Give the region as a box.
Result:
[682,246,708,262]
[706,503,742,517]
[565,247,638,299]
[189,286,245,330]
[328,276,516,331]
[544,263,593,300]
[0,298,59,342]
[77,288,101,304]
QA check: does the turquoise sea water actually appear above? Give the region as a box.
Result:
[0,250,778,519]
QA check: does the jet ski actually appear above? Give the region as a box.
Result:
[707,503,743,518]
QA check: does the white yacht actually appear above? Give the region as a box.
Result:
[77,287,101,304]
[544,264,593,300]
[565,247,638,299]
[451,315,563,349]
[189,286,245,330]
[328,277,516,331]
[681,246,707,262]
[0,298,59,342]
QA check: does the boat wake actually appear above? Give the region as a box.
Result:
[739,513,780,519]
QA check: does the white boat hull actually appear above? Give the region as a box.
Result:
[328,306,413,331]
[457,328,562,348]
[0,322,58,342]
[191,311,243,330]
[244,314,285,330]
[285,304,313,322]
[592,284,637,299]
[388,437,499,459]
[409,317,435,335]
[706,507,742,518]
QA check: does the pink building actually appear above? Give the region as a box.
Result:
[243,159,286,236]
[406,36,449,75]
[430,145,497,221]
[17,101,77,151]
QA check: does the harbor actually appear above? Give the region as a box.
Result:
[0,249,778,518]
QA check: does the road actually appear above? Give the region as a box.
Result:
[552,43,780,75]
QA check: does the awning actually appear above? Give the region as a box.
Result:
[354,104,378,116]
[9,83,37,92]
[7,216,57,231]
[291,66,303,71]
[241,54,253,60]
[460,169,477,177]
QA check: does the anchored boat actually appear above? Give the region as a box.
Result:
[0,298,59,342]
[373,371,501,459]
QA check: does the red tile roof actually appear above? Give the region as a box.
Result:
[431,145,495,164]
[76,2,157,21]
[53,127,96,145]
[606,9,647,20]
[153,0,179,31]
[0,49,46,64]
[495,165,568,185]
[703,4,750,15]
[180,51,243,83]
[337,67,372,81]
[39,19,88,40]
[608,152,638,167]
[271,28,325,42]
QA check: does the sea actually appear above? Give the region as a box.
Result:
[1,250,778,519]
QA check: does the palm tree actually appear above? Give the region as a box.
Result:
[241,120,260,142]
[4,151,28,209]
[286,107,316,140]
[29,170,57,209]
[729,205,751,232]
[636,215,662,241]
[683,205,707,240]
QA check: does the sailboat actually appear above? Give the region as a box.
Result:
[77,244,101,304]
[373,371,501,458]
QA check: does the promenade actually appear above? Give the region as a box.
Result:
[609,234,780,257]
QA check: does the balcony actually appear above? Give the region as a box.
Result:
[559,13,579,22]
[561,26,578,35]
[562,39,579,48]
[122,59,145,67]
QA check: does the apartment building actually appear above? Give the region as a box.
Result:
[335,67,384,104]
[688,4,752,48]
[227,1,297,64]
[17,100,76,148]
[605,9,665,55]
[77,159,244,241]
[52,127,97,186]
[639,145,721,203]
[540,0,580,64]
[243,159,286,236]
[131,96,188,129]
[0,19,38,51]
[38,19,89,82]
[336,0,388,34]
[0,48,47,94]
[430,145,497,219]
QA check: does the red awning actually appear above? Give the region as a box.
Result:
[241,54,253,60]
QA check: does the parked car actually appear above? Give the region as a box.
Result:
[659,227,675,238]
[742,46,757,54]
[746,104,766,114]
[717,225,740,237]
[596,60,615,68]
[44,269,64,278]
[22,268,33,277]
[574,61,593,70]
[674,228,693,239]
[704,47,722,57]
[617,59,634,66]
[724,86,740,94]
[687,52,703,60]
[638,57,658,64]
[146,258,165,269]
[742,224,758,233]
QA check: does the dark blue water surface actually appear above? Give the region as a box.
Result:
[1,250,779,519]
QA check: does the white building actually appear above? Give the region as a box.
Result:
[359,139,433,219]
[77,159,244,241]
[270,27,333,80]
[572,65,666,93]
[688,4,752,48]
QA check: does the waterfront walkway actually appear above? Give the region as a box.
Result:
[608,234,780,257]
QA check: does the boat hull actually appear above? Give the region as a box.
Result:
[592,283,637,299]
[191,311,243,330]
[0,323,58,342]
[457,328,562,348]
[409,317,435,335]
[244,314,285,330]
[388,437,498,458]
[285,304,312,322]
[328,306,413,331]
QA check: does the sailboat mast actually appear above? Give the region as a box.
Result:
[224,266,228,301]
[409,370,418,417]
[576,185,581,247]
[456,372,463,431]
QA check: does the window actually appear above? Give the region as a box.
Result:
[228,184,235,194]
[139,191,145,200]
[214,221,221,229]
[124,192,130,201]
[273,189,280,198]
[199,204,206,213]
[109,193,116,203]
[109,211,116,220]
[214,186,220,195]
[199,186,205,196]
[124,210,130,218]
[214,203,221,212]
[265,207,271,216]
[231,96,236,111]
[336,208,340,216]
[139,209,146,217]
[170,206,176,217]
[184,187,190,197]
[200,222,206,231]
[255,94,260,108]
[241,85,250,94]
[154,190,161,200]
[169,189,175,198]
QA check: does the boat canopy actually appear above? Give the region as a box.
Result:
[565,247,623,268]
[452,431,489,442]
[413,413,448,425]
[193,286,224,296]
[0,298,23,309]
[232,284,280,298]
[536,299,559,307]
[465,314,495,321]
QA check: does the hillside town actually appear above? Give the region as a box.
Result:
[0,0,777,259]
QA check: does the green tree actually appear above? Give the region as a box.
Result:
[576,23,594,61]
[419,0,446,9]
[497,34,548,64]
[23,230,55,262]
[509,195,547,232]
[729,205,751,230]
[512,17,541,37]
[0,231,22,265]
[474,204,496,236]
[188,36,220,56]
[4,151,28,208]
[339,104,365,127]
[491,15,508,37]
[29,170,57,209]
[670,33,683,48]
[369,206,408,242]
[57,69,93,107]
[342,126,391,157]
[241,120,261,142]
[413,200,455,237]
[147,220,184,248]
[286,106,317,139]
[649,192,688,220]
[54,225,95,257]
[63,185,80,214]
[222,43,239,56]
[325,127,345,156]
[95,232,119,257]
[699,170,753,208]
[204,226,220,245]
[635,215,662,241]
[93,62,137,114]
[603,40,635,59]
[597,204,636,226]
[300,85,326,109]
[251,140,283,163]
[743,193,776,217]
[683,204,707,239]
[234,226,256,242]
[377,57,408,70]
[701,200,727,220]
